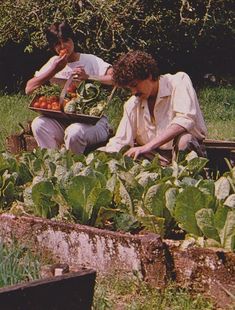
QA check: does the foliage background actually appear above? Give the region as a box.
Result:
[0,0,234,92]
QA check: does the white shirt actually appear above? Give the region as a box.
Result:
[35,53,111,79]
[105,72,207,152]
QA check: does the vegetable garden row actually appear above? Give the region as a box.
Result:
[0,146,234,252]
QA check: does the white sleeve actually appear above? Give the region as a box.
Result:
[34,56,57,77]
[86,54,111,76]
[170,73,198,131]
[104,98,137,153]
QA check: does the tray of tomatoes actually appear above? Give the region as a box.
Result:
[29,83,102,125]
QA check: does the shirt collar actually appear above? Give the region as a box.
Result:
[157,75,172,98]
[137,74,172,108]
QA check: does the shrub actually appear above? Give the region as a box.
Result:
[0,0,234,91]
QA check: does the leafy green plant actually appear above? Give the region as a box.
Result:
[0,147,235,251]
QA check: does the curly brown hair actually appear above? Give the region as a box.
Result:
[113,50,160,87]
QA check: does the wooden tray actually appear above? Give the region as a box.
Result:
[29,97,101,125]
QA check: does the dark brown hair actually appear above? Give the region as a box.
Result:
[45,21,76,50]
[113,50,160,87]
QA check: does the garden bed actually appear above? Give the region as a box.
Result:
[0,214,234,309]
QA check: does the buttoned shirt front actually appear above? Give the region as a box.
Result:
[105,72,207,152]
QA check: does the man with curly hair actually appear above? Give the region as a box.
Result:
[104,50,207,164]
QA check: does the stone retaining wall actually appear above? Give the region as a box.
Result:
[0,214,234,308]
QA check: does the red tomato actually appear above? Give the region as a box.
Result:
[39,96,47,103]
[59,49,68,57]
[33,101,40,108]
[47,103,52,110]
[40,101,48,109]
[51,102,61,111]
[49,95,59,102]
[67,84,77,93]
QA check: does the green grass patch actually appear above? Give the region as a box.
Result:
[93,274,214,310]
[0,241,41,288]
[198,86,235,140]
[0,93,37,151]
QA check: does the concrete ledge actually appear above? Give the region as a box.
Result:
[0,214,234,308]
[0,214,166,287]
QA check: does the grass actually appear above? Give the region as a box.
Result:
[0,241,41,288]
[93,273,215,310]
[0,93,37,151]
[198,86,235,140]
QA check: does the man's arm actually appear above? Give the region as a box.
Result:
[125,124,186,160]
[25,54,68,95]
[72,67,113,85]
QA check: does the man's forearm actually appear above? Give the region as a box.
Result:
[25,67,58,95]
[145,124,186,151]
[88,67,113,85]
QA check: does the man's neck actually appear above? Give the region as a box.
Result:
[148,80,159,117]
[68,52,80,62]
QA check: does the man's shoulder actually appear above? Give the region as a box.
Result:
[80,53,101,61]
[163,72,192,87]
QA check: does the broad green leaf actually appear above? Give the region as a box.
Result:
[17,162,32,184]
[0,155,10,175]
[144,183,169,217]
[196,179,216,210]
[139,215,165,236]
[123,155,135,171]
[115,171,143,214]
[66,175,98,222]
[136,171,159,187]
[196,208,220,243]
[214,206,235,251]
[224,194,235,208]
[174,187,206,236]
[95,207,119,226]
[93,170,107,187]
[79,166,94,177]
[197,179,215,196]
[70,162,84,175]
[2,181,15,200]
[117,177,133,213]
[180,177,198,187]
[88,188,113,226]
[165,187,178,216]
[185,151,198,161]
[186,157,208,176]
[128,164,142,177]
[107,159,121,173]
[106,174,117,193]
[114,213,140,232]
[215,177,230,200]
[32,181,56,218]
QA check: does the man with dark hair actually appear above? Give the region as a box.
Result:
[25,21,113,154]
[104,50,207,164]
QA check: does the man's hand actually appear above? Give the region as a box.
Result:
[52,54,68,73]
[72,66,89,81]
[124,145,152,160]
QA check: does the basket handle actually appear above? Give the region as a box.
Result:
[106,86,117,106]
